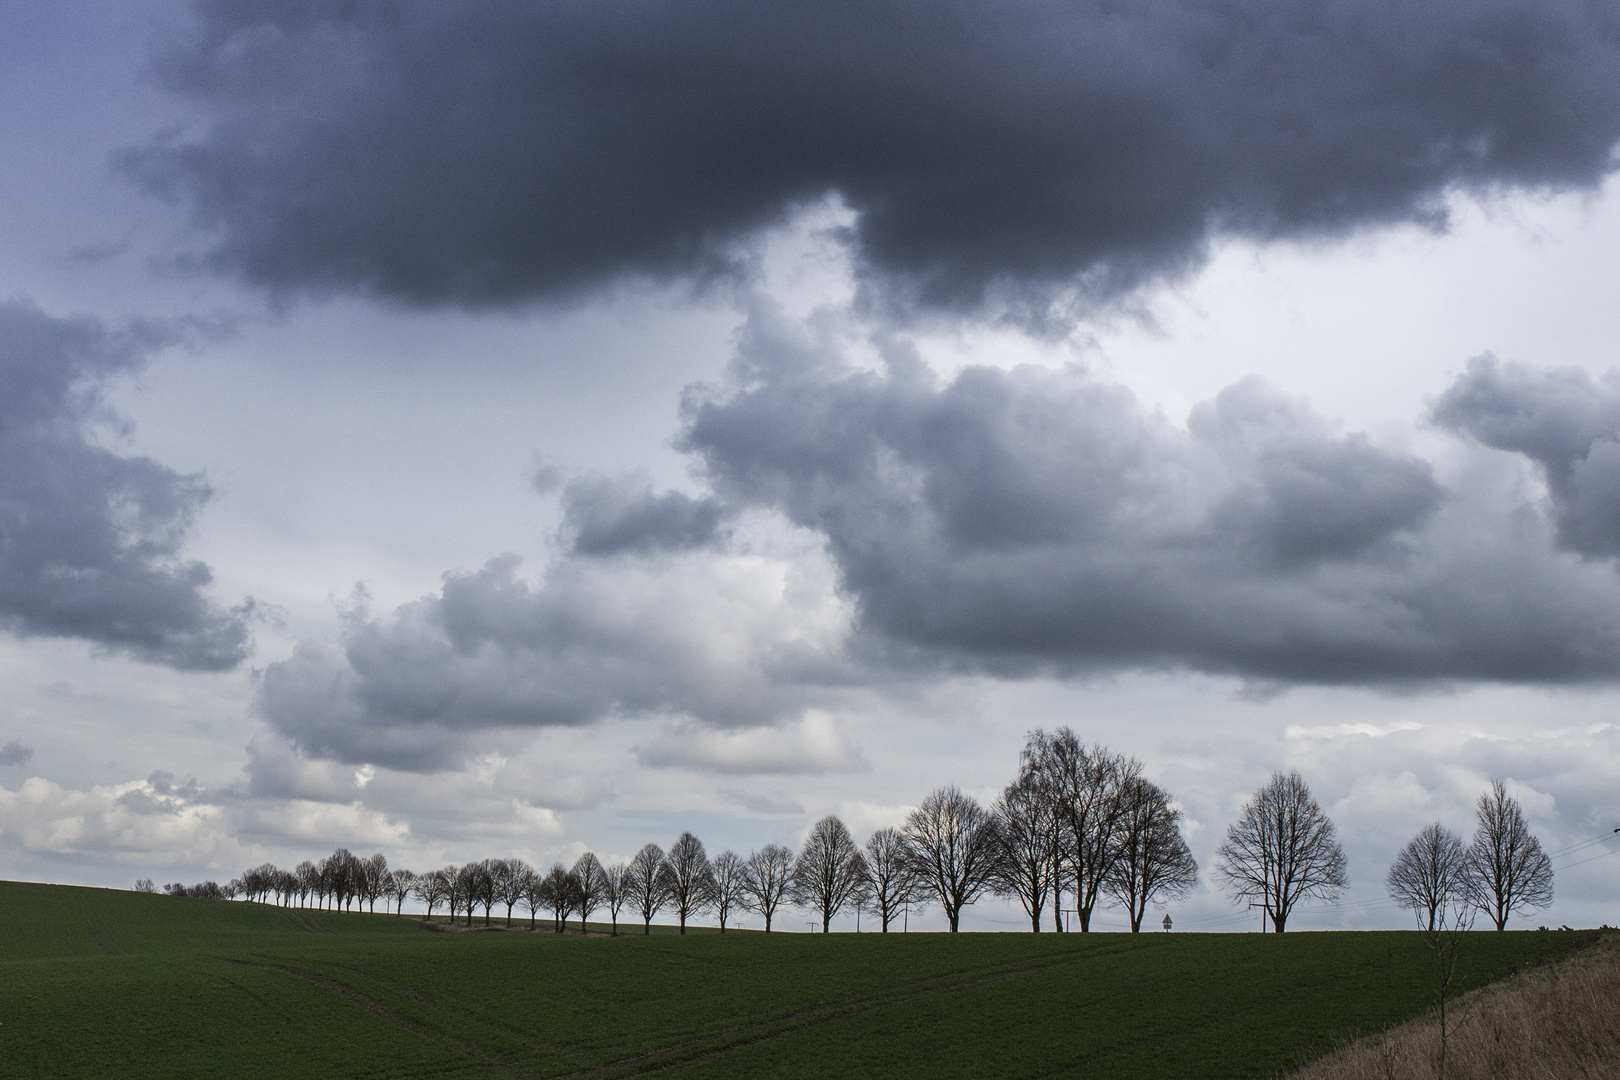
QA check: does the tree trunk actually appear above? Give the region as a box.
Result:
[1272,909,1287,933]
[643,918,651,936]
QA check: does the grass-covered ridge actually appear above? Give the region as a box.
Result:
[0,879,1599,1079]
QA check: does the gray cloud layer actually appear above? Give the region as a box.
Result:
[259,305,1620,773]
[258,553,856,770]
[125,0,1620,314]
[0,299,250,670]
[1432,356,1620,559]
[679,307,1620,683]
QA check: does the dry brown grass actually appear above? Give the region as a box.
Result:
[1290,931,1620,1080]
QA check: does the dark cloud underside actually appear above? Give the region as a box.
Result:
[679,307,1620,683]
[0,299,250,670]
[128,0,1620,313]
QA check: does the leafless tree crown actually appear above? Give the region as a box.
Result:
[991,769,1062,932]
[1467,779,1554,931]
[793,815,870,933]
[863,828,921,932]
[741,844,794,932]
[660,832,716,934]
[1386,823,1468,932]
[708,851,748,932]
[628,843,671,935]
[1215,770,1347,932]
[1104,777,1198,932]
[903,785,998,932]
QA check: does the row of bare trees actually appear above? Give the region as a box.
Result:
[1386,779,1555,931]
[192,731,1554,936]
[233,849,406,913]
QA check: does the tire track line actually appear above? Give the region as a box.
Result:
[551,941,1155,1079]
[224,957,525,1078]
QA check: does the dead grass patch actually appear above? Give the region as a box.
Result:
[1290,931,1620,1080]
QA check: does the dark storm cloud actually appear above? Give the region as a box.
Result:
[678,306,1620,683]
[560,474,723,557]
[0,740,34,767]
[1431,356,1620,559]
[0,298,251,670]
[125,0,1620,314]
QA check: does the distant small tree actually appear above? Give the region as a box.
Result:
[541,864,576,933]
[708,851,748,932]
[363,853,389,913]
[793,816,870,933]
[904,785,999,932]
[628,844,671,935]
[134,878,156,893]
[415,868,452,921]
[660,832,715,935]
[492,859,532,927]
[602,863,632,935]
[573,853,606,933]
[1216,771,1347,932]
[454,862,483,926]
[295,861,318,908]
[1387,823,1468,932]
[1103,777,1197,932]
[519,864,545,929]
[863,829,919,932]
[388,869,415,915]
[1467,779,1554,931]
[741,845,793,932]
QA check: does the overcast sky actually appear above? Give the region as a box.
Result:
[2,0,1618,932]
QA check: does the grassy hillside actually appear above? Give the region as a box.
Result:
[0,879,1598,1079]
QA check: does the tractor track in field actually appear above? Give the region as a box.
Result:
[225,957,528,1078]
[323,961,566,1059]
[61,888,122,955]
[547,938,1160,1079]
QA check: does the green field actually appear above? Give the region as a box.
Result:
[0,880,1599,1079]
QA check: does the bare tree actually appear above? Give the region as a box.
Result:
[992,769,1061,932]
[1216,770,1347,932]
[519,864,545,929]
[362,853,389,912]
[904,785,998,932]
[792,816,870,933]
[492,859,532,926]
[710,851,748,932]
[602,862,631,935]
[1387,823,1468,932]
[660,832,715,934]
[1467,779,1554,931]
[628,843,671,935]
[573,853,606,933]
[540,863,577,932]
[741,845,793,931]
[1026,730,1141,931]
[389,869,416,915]
[863,828,919,932]
[1104,777,1197,932]
[295,861,318,908]
[415,867,452,922]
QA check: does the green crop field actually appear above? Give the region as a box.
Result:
[0,879,1598,1079]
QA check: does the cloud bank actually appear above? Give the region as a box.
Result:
[0,299,251,669]
[257,301,1620,774]
[127,0,1620,314]
[680,307,1620,684]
